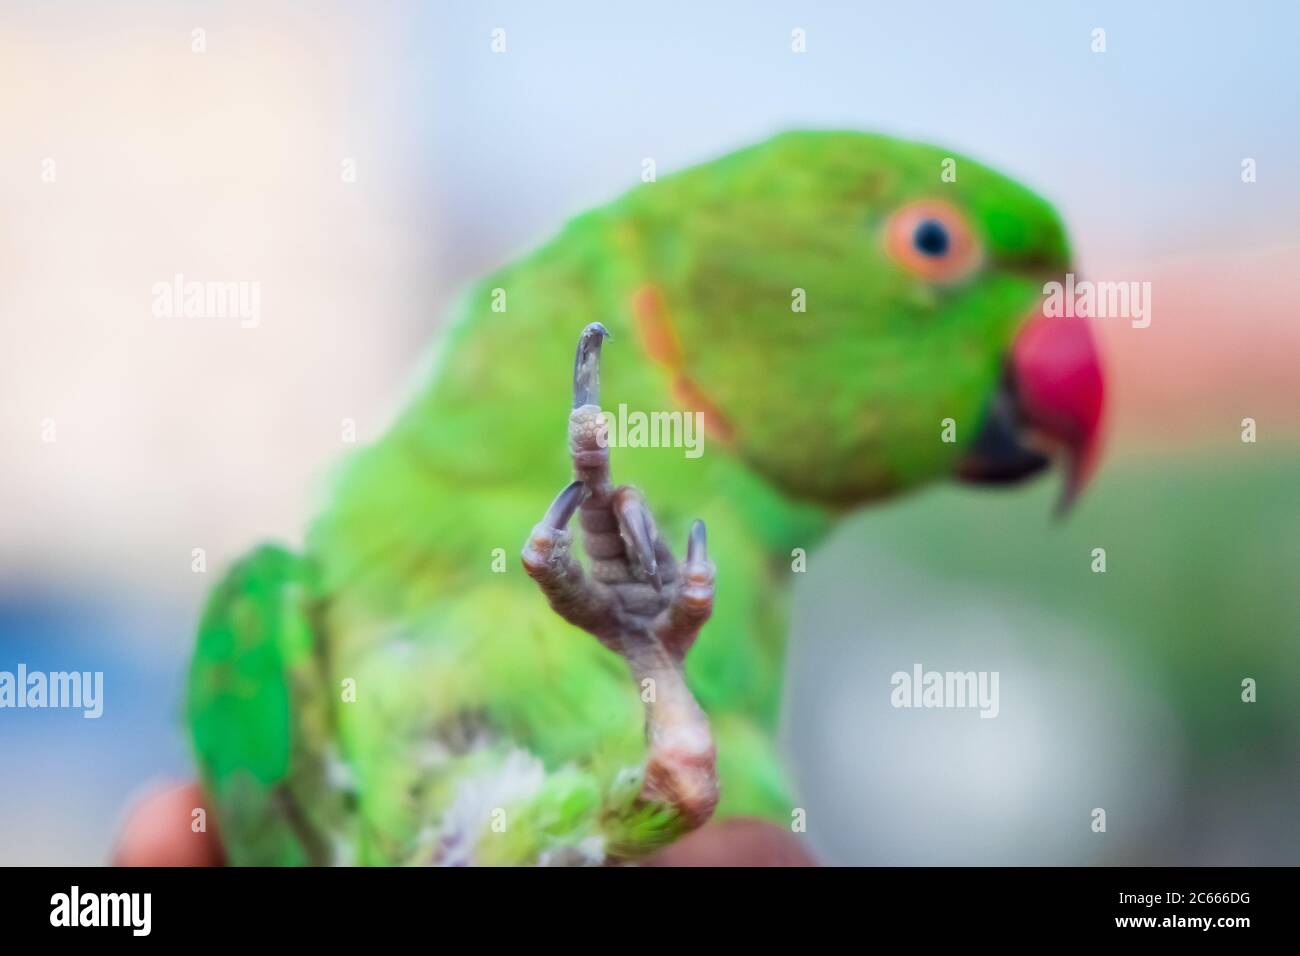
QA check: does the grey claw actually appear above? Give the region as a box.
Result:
[629,509,658,580]
[687,520,706,563]
[544,480,588,529]
[614,496,659,584]
[573,322,611,409]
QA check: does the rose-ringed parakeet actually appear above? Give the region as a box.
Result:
[187,130,1103,865]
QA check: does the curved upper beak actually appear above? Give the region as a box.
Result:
[957,308,1105,514]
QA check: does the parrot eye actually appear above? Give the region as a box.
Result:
[884,200,980,283]
[913,219,950,256]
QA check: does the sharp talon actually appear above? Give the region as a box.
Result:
[629,509,658,581]
[687,520,706,563]
[573,322,611,409]
[544,480,588,529]
[613,494,659,583]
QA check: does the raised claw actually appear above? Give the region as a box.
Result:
[527,321,719,839]
[573,322,611,409]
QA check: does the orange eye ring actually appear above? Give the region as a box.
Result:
[884,200,981,284]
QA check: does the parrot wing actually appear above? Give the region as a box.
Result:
[187,544,355,864]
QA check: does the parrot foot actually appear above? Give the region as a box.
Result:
[522,322,719,832]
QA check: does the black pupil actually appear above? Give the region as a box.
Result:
[913,219,950,257]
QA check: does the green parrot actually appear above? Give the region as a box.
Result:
[187,130,1103,865]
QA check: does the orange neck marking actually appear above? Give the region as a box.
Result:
[632,284,736,446]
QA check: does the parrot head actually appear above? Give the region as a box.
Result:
[621,130,1103,511]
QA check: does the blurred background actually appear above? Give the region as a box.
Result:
[2,1,1297,864]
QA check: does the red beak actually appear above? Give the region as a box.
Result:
[956,308,1105,514]
[1010,309,1105,512]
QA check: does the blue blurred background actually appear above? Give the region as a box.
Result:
[2,1,1297,863]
